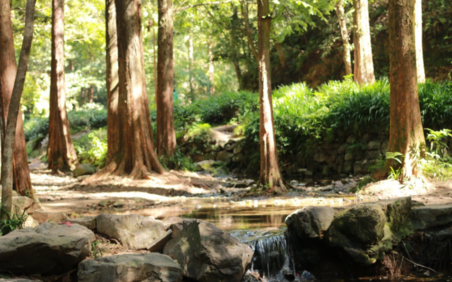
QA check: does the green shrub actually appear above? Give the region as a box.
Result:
[24,103,107,141]
[0,209,28,236]
[73,128,108,168]
[158,147,197,171]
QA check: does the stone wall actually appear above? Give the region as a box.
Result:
[179,133,389,177]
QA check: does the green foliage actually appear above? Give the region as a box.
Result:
[425,128,452,161]
[91,240,103,259]
[73,128,108,168]
[0,209,28,236]
[351,176,375,193]
[158,148,197,171]
[24,104,107,141]
[421,128,452,181]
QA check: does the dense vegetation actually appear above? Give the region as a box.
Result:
[24,79,452,174]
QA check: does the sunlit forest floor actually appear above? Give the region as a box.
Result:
[32,169,452,231]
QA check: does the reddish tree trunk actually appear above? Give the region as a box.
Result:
[387,0,425,177]
[106,0,119,164]
[275,43,286,69]
[0,0,33,197]
[157,0,176,157]
[47,0,78,172]
[1,0,36,218]
[257,0,285,193]
[100,0,163,178]
[88,84,94,103]
[208,40,215,94]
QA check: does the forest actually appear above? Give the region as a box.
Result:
[1,0,452,280]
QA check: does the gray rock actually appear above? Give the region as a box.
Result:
[31,211,68,224]
[0,223,94,274]
[328,204,387,265]
[367,140,381,150]
[163,219,253,282]
[366,150,381,160]
[344,153,354,161]
[346,135,355,144]
[73,163,97,178]
[78,253,182,282]
[96,214,166,250]
[216,151,233,163]
[68,216,96,230]
[285,206,334,239]
[195,160,216,171]
[411,204,452,230]
[11,196,40,215]
[343,161,353,173]
[338,145,346,154]
[149,229,173,253]
[0,279,42,282]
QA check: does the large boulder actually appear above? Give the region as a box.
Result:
[163,219,253,282]
[31,211,68,224]
[328,204,389,265]
[12,196,40,215]
[285,206,334,239]
[0,223,95,275]
[68,216,96,231]
[73,163,97,177]
[96,214,166,250]
[78,253,182,282]
[411,204,452,230]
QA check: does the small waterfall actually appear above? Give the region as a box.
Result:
[247,235,289,280]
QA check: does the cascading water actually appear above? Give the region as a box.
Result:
[230,229,293,281]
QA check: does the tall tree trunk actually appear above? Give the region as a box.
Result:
[231,5,243,89]
[106,0,119,165]
[208,40,215,94]
[257,0,285,193]
[101,0,164,178]
[336,0,353,76]
[0,0,33,198]
[352,0,375,84]
[88,84,94,103]
[414,0,425,83]
[387,0,425,177]
[1,0,36,219]
[241,0,258,63]
[188,34,194,99]
[48,0,78,172]
[153,24,157,98]
[275,42,286,69]
[157,0,176,157]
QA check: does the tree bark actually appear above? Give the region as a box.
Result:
[47,0,78,172]
[88,84,94,103]
[241,0,258,63]
[188,34,194,99]
[336,0,353,76]
[414,0,425,83]
[101,0,164,178]
[157,0,176,157]
[257,0,285,193]
[387,0,425,177]
[208,40,215,94]
[352,0,375,84]
[1,0,36,219]
[231,6,243,89]
[0,0,34,198]
[153,25,157,97]
[106,0,120,165]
